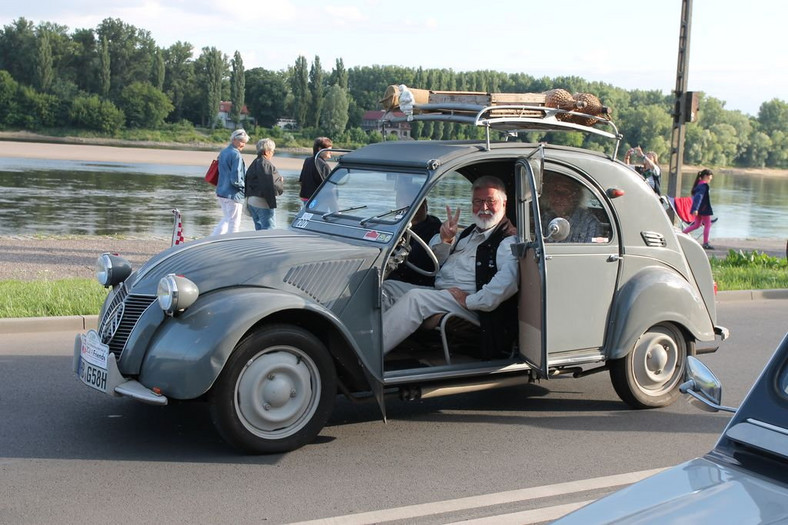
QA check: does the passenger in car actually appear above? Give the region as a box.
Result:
[381,176,519,359]
[540,173,607,243]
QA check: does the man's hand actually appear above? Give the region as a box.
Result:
[440,206,461,244]
[447,287,469,308]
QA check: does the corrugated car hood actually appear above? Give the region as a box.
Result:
[125,230,381,305]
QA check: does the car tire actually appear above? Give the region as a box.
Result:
[209,324,337,454]
[609,323,695,409]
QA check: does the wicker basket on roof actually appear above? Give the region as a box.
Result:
[543,89,612,126]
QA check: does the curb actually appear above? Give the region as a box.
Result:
[1,289,787,334]
[0,315,97,334]
[715,288,788,302]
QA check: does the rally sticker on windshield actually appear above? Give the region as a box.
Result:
[363,230,392,243]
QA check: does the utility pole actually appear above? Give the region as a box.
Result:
[667,0,694,211]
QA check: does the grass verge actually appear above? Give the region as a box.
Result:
[0,279,108,318]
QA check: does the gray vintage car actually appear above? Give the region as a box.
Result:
[73,99,728,453]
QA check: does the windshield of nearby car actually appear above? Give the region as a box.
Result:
[305,168,428,223]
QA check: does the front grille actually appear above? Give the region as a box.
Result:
[99,285,156,357]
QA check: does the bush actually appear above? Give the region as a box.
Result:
[118,81,173,128]
[69,95,125,134]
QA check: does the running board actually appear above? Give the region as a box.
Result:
[695,346,719,355]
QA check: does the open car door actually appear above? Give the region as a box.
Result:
[514,150,548,378]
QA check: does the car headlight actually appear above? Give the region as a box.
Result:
[157,274,199,316]
[96,253,132,287]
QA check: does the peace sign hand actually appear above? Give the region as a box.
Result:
[440,206,461,243]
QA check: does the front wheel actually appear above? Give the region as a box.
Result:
[609,323,694,409]
[210,325,337,454]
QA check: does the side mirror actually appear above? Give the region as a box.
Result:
[679,356,737,413]
[545,217,571,242]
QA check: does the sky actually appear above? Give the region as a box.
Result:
[3,0,786,116]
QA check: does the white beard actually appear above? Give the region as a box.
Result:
[473,208,504,230]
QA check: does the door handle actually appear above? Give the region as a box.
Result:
[607,254,621,262]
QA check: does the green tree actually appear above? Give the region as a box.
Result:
[34,28,54,92]
[96,18,156,99]
[0,70,19,126]
[308,55,324,128]
[69,28,98,94]
[245,67,287,128]
[321,84,349,136]
[195,46,227,128]
[230,51,245,125]
[757,98,788,136]
[330,58,348,89]
[291,55,310,127]
[163,41,194,122]
[98,36,111,98]
[151,48,165,91]
[118,81,173,128]
[0,18,37,86]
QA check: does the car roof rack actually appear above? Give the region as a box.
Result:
[379,85,623,157]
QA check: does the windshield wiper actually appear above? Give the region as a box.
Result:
[322,205,367,220]
[359,206,410,226]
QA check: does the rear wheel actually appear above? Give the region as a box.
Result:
[610,323,694,408]
[210,325,336,454]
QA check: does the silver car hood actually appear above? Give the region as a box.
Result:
[556,457,788,524]
[124,230,381,297]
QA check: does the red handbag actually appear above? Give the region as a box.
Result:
[204,159,219,185]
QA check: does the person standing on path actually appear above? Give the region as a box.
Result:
[683,168,715,249]
[212,129,249,235]
[298,136,333,203]
[245,138,284,230]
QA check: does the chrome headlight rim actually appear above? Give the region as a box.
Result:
[157,273,199,316]
[96,253,132,287]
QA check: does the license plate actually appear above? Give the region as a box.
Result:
[78,330,110,393]
[79,359,108,392]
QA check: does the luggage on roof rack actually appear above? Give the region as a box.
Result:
[379,84,619,140]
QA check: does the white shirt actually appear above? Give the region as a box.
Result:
[430,226,519,312]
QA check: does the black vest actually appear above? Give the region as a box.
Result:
[454,218,518,359]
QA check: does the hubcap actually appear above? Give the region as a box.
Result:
[235,347,320,438]
[632,329,681,394]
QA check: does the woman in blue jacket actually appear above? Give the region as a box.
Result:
[682,168,715,249]
[212,129,249,235]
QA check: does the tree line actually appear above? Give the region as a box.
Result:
[1,17,786,168]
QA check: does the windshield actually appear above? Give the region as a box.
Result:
[305,168,428,223]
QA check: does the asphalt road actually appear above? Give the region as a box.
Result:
[1,298,785,524]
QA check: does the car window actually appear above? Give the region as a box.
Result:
[306,168,428,221]
[425,171,473,228]
[539,173,612,244]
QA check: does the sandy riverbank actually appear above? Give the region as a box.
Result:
[0,139,307,171]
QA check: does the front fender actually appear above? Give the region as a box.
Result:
[138,287,363,399]
[607,266,715,360]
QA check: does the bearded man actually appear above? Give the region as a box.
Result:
[382,175,519,359]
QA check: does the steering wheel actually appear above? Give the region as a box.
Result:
[403,227,441,277]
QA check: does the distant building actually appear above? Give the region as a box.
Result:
[361,110,412,140]
[275,118,297,130]
[218,101,254,129]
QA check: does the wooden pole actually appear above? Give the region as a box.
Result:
[667,0,693,216]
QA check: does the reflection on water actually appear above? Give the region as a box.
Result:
[0,157,786,239]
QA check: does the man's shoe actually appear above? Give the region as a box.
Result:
[702,243,714,250]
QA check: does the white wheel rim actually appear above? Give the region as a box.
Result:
[631,328,681,395]
[234,346,321,439]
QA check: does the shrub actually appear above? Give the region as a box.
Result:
[69,95,125,134]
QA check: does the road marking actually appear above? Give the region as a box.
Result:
[289,468,665,525]
[444,500,594,525]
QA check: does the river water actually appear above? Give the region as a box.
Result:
[0,156,785,240]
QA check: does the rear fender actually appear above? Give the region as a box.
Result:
[138,288,365,399]
[607,266,715,360]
